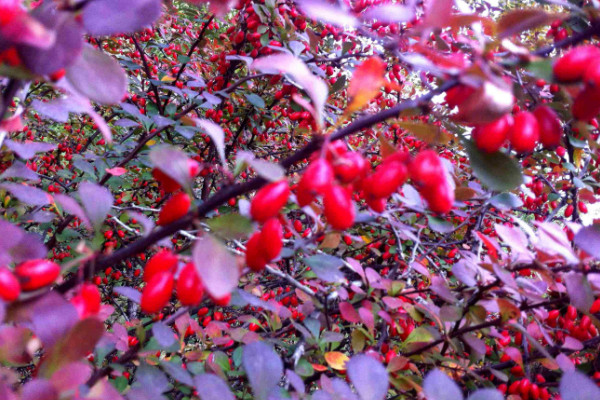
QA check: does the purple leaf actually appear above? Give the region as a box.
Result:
[363,3,415,23]
[339,302,360,323]
[297,0,358,27]
[78,182,113,230]
[39,319,105,378]
[251,54,328,128]
[462,333,486,359]
[192,235,239,299]
[242,341,283,400]
[16,292,78,347]
[0,161,39,182]
[82,0,162,36]
[66,44,127,105]
[152,322,176,348]
[347,354,389,400]
[113,286,142,303]
[466,389,504,400]
[7,232,47,265]
[423,369,464,400]
[160,360,193,386]
[430,276,457,303]
[304,254,344,283]
[21,379,58,400]
[0,382,18,400]
[237,151,285,182]
[5,140,56,160]
[18,4,83,75]
[127,211,155,236]
[560,370,600,400]
[55,194,92,230]
[50,361,92,392]
[87,377,125,400]
[574,224,600,259]
[149,145,194,191]
[31,99,70,122]
[452,260,478,287]
[0,221,26,265]
[88,108,114,144]
[195,119,226,166]
[0,326,32,365]
[496,223,530,254]
[564,272,594,312]
[194,374,235,400]
[0,183,51,206]
[286,370,305,394]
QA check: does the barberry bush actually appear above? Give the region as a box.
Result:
[2,0,600,399]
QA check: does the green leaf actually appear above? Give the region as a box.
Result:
[246,93,266,108]
[427,216,454,233]
[403,326,434,345]
[206,214,253,239]
[490,192,523,210]
[526,59,553,83]
[464,141,523,192]
[330,74,347,93]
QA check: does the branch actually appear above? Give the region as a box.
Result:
[56,79,458,294]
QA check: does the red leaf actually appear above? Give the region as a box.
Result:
[339,302,360,323]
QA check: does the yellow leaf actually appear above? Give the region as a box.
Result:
[378,132,397,158]
[396,121,449,145]
[346,56,386,114]
[454,186,477,201]
[324,351,349,370]
[361,235,372,244]
[146,140,157,146]
[574,148,583,169]
[320,232,341,249]
[161,75,176,82]
[497,9,565,39]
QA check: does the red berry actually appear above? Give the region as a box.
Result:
[144,249,178,283]
[297,159,333,207]
[157,192,191,226]
[176,262,203,306]
[421,179,455,214]
[565,204,574,217]
[15,259,61,291]
[366,196,386,213]
[583,62,600,87]
[510,112,539,154]
[363,160,408,198]
[260,217,283,261]
[323,185,355,230]
[245,232,267,272]
[141,271,174,314]
[152,160,200,193]
[0,267,20,302]
[250,180,290,223]
[333,151,368,183]
[572,86,600,121]
[553,45,600,82]
[410,150,445,187]
[472,114,513,153]
[533,105,563,148]
[72,283,101,318]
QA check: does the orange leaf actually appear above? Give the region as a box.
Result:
[475,231,499,261]
[312,363,328,372]
[324,351,349,370]
[347,56,386,113]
